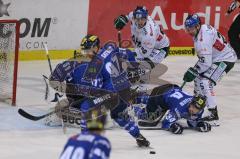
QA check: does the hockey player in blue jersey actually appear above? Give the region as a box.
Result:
[133,84,212,134]
[60,107,111,159]
[62,34,150,147]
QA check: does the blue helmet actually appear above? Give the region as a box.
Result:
[184,14,201,28]
[133,6,148,19]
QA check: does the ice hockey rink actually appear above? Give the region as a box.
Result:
[0,56,240,159]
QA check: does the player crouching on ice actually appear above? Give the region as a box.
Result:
[114,6,170,84]
[49,34,150,147]
[183,14,237,123]
[131,84,211,134]
[60,108,111,159]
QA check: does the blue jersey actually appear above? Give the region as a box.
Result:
[70,44,136,94]
[136,87,203,129]
[60,132,111,159]
[85,44,136,92]
[161,88,204,128]
[70,62,102,88]
[50,60,82,82]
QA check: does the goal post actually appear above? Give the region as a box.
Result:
[0,19,20,106]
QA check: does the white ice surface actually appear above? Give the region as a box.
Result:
[0,56,240,159]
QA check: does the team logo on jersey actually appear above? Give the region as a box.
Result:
[0,0,10,17]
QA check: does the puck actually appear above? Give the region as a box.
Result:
[149,151,156,154]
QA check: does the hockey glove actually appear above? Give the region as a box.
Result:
[196,121,211,132]
[114,15,128,30]
[226,0,240,15]
[169,123,183,134]
[183,67,199,82]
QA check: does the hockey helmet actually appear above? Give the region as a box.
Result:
[184,14,201,29]
[86,107,107,131]
[80,34,100,50]
[133,6,148,19]
[190,94,206,110]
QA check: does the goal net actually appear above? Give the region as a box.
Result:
[0,20,20,106]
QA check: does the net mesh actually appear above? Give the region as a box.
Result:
[0,22,17,103]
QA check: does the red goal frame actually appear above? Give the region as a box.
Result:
[0,19,20,106]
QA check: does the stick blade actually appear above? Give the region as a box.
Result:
[18,109,43,121]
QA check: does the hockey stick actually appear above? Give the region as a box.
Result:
[139,121,219,130]
[43,75,49,100]
[21,48,62,120]
[18,108,56,121]
[117,31,122,47]
[180,81,186,89]
[42,43,53,101]
[140,126,191,130]
[44,43,53,73]
[43,43,67,132]
[42,44,64,102]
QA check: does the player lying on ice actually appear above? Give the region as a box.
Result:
[60,107,111,159]
[131,84,212,134]
[48,34,150,147]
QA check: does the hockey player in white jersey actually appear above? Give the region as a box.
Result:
[114,6,170,83]
[183,14,237,122]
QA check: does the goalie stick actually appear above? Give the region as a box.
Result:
[18,44,57,121]
[43,43,53,101]
[18,108,56,121]
[43,75,49,100]
[44,43,53,73]
[17,87,117,122]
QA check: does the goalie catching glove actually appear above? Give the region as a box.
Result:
[114,15,129,30]
[183,67,199,82]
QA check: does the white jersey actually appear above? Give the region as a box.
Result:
[127,12,170,59]
[193,24,237,73]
